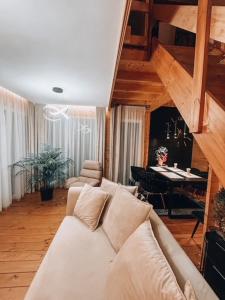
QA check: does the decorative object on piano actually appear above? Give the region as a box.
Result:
[155,146,168,166]
[165,116,192,147]
[214,188,225,236]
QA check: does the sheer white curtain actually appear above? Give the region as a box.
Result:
[35,105,106,177]
[96,107,106,169]
[109,105,145,184]
[0,87,34,211]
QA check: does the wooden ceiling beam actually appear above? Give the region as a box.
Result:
[117,70,162,83]
[113,91,160,101]
[112,90,172,111]
[191,0,212,133]
[153,4,225,43]
[112,98,151,106]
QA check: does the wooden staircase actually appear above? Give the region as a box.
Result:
[112,49,172,111]
[110,0,172,112]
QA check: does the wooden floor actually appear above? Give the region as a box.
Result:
[0,189,203,300]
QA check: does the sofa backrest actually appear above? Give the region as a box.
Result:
[80,160,102,181]
[149,210,218,300]
[66,187,218,300]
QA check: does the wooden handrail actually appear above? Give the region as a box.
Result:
[190,0,212,133]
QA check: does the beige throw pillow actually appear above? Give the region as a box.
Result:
[101,178,138,197]
[105,221,186,300]
[102,187,151,252]
[184,281,197,300]
[74,184,109,231]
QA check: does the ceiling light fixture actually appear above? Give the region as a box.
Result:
[52,87,63,94]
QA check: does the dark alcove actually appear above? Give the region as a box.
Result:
[149,107,193,169]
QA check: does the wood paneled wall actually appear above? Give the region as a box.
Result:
[191,139,209,172]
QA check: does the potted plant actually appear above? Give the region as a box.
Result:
[214,188,225,237]
[14,145,73,201]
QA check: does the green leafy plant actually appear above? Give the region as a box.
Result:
[214,188,225,236]
[14,145,73,192]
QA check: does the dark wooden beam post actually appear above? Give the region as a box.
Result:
[202,166,220,238]
[190,0,212,133]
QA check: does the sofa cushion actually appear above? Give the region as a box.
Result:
[101,177,138,197]
[64,177,79,188]
[69,176,100,187]
[105,220,185,300]
[100,178,139,224]
[74,184,109,231]
[148,210,218,300]
[102,187,151,252]
[79,176,100,186]
[25,217,116,300]
[70,181,86,187]
[184,281,197,300]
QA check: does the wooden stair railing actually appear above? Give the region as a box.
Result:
[151,41,225,187]
[191,0,212,133]
[152,3,225,43]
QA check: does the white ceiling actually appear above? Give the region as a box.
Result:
[0,0,126,106]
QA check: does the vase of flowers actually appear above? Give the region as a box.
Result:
[214,188,225,236]
[155,146,168,166]
[14,145,73,201]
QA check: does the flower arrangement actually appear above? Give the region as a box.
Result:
[155,146,168,166]
[214,188,225,236]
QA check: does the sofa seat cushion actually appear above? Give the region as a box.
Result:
[25,216,116,300]
[68,177,100,188]
[79,176,100,186]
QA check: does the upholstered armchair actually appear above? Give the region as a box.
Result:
[65,160,102,188]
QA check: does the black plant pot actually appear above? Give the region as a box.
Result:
[40,187,54,201]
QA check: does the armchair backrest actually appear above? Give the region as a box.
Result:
[80,160,102,181]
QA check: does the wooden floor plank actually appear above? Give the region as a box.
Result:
[0,241,50,252]
[0,272,35,288]
[0,261,40,274]
[0,287,27,300]
[0,251,45,262]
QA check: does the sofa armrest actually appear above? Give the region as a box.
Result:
[66,187,83,216]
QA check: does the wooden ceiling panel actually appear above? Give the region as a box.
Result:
[115,80,164,93]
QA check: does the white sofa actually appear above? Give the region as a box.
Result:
[25,187,218,300]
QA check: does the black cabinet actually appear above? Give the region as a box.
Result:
[202,231,225,299]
